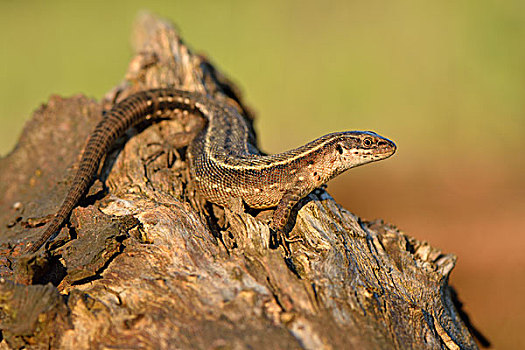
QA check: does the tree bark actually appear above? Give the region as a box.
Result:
[0,13,483,350]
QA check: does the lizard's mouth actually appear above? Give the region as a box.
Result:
[376,139,397,157]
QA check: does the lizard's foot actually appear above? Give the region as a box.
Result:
[283,233,303,244]
[269,229,302,258]
[144,141,181,169]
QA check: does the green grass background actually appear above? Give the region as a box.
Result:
[1,0,524,160]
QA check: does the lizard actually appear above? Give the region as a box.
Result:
[25,88,396,254]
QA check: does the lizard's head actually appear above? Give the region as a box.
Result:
[331,131,396,171]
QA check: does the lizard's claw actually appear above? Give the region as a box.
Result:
[269,229,302,258]
[283,233,303,244]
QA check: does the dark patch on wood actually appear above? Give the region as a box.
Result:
[60,208,138,285]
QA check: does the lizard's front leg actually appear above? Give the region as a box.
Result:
[269,186,309,255]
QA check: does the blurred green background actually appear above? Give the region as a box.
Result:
[1,1,524,348]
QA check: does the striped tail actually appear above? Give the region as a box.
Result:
[25,91,156,253]
[25,128,111,253]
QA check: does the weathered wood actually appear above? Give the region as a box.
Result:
[0,13,483,349]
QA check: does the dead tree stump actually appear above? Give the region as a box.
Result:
[0,13,483,350]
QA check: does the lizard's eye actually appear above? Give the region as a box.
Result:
[362,137,373,148]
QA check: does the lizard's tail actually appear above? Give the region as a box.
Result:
[25,139,106,253]
[24,89,199,253]
[25,98,142,253]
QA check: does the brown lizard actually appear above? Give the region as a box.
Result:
[25,88,396,253]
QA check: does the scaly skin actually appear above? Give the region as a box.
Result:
[26,88,396,253]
